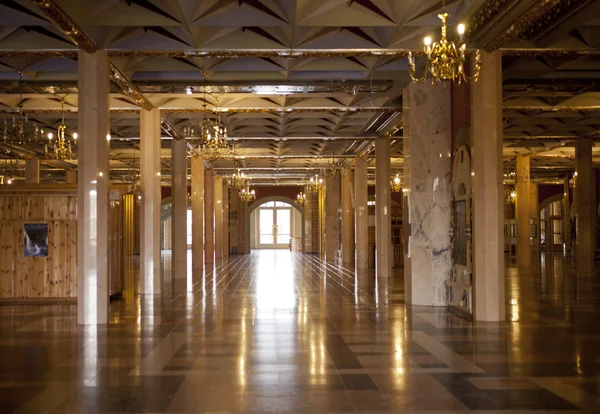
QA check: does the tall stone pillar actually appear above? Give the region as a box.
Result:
[214,176,223,260]
[205,169,215,263]
[375,136,392,278]
[564,176,571,253]
[325,174,341,262]
[171,138,188,281]
[516,155,531,268]
[355,157,368,269]
[65,169,76,184]
[77,50,110,324]
[223,181,229,257]
[191,156,204,269]
[25,157,40,183]
[341,168,355,265]
[404,81,452,306]
[303,187,313,253]
[471,50,505,321]
[140,108,162,294]
[576,137,594,273]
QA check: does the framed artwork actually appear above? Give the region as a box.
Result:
[455,200,467,265]
[24,223,48,257]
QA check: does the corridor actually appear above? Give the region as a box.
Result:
[1,250,600,413]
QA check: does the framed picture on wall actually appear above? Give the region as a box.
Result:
[24,223,48,257]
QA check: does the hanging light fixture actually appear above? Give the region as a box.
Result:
[390,173,403,193]
[229,168,247,190]
[239,183,256,203]
[307,174,323,193]
[295,191,306,206]
[183,91,231,160]
[45,99,77,160]
[2,72,41,145]
[569,171,577,188]
[407,0,480,84]
[321,155,339,178]
[504,185,516,205]
[0,158,24,184]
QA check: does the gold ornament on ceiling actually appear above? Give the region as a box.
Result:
[408,0,480,84]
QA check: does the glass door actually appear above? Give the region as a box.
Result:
[275,209,291,248]
[258,201,292,249]
[259,209,274,248]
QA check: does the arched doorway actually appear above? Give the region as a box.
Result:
[247,196,304,251]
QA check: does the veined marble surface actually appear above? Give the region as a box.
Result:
[406,81,452,306]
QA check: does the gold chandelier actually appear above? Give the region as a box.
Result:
[0,158,24,184]
[295,191,306,206]
[307,174,323,193]
[407,0,480,84]
[229,168,247,190]
[184,92,231,160]
[390,173,403,193]
[239,184,256,203]
[569,171,577,188]
[504,185,516,205]
[45,100,77,160]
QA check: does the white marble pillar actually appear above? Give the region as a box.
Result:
[65,169,76,184]
[576,137,594,273]
[223,181,229,257]
[404,81,452,306]
[205,169,215,263]
[140,108,162,294]
[191,156,204,270]
[214,176,223,260]
[516,155,531,268]
[25,157,40,183]
[375,136,392,279]
[471,50,505,321]
[341,168,354,265]
[77,50,110,325]
[325,174,341,262]
[171,138,187,280]
[355,156,368,269]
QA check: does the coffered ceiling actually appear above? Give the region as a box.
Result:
[0,0,599,185]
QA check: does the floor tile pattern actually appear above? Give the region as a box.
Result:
[0,250,599,413]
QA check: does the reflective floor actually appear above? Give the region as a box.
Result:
[1,250,600,413]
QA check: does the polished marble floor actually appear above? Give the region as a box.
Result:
[1,250,600,413]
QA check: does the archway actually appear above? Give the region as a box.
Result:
[247,196,304,252]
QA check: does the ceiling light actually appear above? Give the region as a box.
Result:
[186,87,192,95]
[408,0,480,84]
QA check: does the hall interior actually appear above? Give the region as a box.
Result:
[2,0,600,413]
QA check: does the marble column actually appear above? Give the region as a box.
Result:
[325,175,341,262]
[223,181,229,257]
[171,137,187,281]
[375,136,392,279]
[303,187,313,253]
[516,155,531,268]
[404,81,452,306]
[25,157,40,183]
[402,94,412,301]
[214,176,223,260]
[77,50,110,325]
[576,137,594,273]
[355,157,369,269]
[140,108,162,294]
[564,176,571,253]
[471,50,505,321]
[341,168,355,265]
[191,156,204,269]
[65,170,76,184]
[205,169,215,263]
